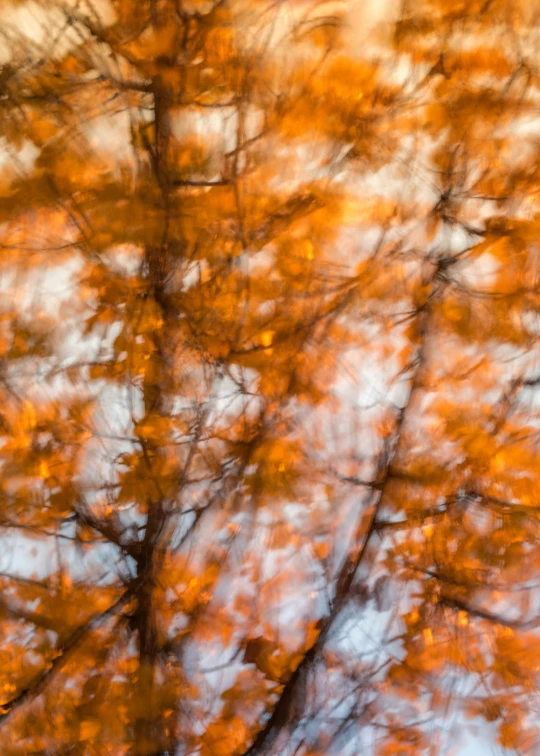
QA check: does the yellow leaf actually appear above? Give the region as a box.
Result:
[314,540,329,560]
[303,239,314,260]
[305,619,321,649]
[21,400,36,432]
[31,119,57,143]
[260,330,274,347]
[80,720,101,740]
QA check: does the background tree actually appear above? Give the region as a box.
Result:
[0,0,539,755]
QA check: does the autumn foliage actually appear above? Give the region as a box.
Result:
[0,0,539,753]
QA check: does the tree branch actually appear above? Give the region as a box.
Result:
[242,281,439,755]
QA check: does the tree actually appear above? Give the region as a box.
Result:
[0,0,539,754]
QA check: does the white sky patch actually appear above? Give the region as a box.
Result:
[458,252,500,291]
[84,112,134,162]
